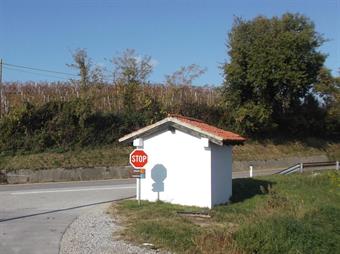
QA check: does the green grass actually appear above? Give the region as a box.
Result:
[113,171,340,254]
[1,139,339,171]
[233,139,340,161]
[0,145,131,171]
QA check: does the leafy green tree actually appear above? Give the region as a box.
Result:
[222,13,326,135]
[314,68,340,138]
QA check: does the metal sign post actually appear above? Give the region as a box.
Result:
[138,177,141,205]
[137,169,146,205]
[129,149,148,206]
[129,168,142,205]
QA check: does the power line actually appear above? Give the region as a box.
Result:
[3,62,79,77]
[3,66,73,81]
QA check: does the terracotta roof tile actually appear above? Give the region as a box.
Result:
[168,114,246,142]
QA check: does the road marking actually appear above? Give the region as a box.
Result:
[2,178,135,187]
[10,185,135,195]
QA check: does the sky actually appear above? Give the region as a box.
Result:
[0,0,339,86]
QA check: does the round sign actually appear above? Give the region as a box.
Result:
[129,149,148,168]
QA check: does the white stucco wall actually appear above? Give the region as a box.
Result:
[135,129,233,208]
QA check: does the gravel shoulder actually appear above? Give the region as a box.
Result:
[59,203,167,254]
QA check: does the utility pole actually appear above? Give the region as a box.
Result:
[0,58,2,117]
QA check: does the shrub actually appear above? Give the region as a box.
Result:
[0,99,126,153]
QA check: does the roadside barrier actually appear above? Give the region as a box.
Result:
[277,161,339,175]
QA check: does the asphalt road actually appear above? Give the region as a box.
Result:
[0,179,136,254]
[233,168,282,178]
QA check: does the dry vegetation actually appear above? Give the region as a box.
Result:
[1,82,220,115]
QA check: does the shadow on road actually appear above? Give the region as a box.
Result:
[230,178,275,203]
[0,196,135,223]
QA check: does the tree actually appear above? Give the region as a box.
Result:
[315,68,339,106]
[165,64,206,86]
[90,65,106,85]
[222,13,326,135]
[163,64,214,121]
[314,68,340,137]
[111,48,153,85]
[67,48,92,88]
[67,49,106,89]
[111,49,154,114]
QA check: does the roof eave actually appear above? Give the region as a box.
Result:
[169,118,224,145]
[118,117,246,146]
[118,118,171,143]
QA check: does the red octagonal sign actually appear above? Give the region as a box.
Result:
[129,149,148,168]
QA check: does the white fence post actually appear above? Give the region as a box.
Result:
[336,161,339,171]
[249,165,253,178]
[300,163,303,173]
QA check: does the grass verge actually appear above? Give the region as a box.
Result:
[233,139,340,161]
[113,171,340,254]
[1,139,339,171]
[0,145,131,171]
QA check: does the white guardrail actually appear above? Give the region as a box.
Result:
[277,161,339,175]
[247,161,339,178]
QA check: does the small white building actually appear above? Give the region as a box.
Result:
[119,114,245,208]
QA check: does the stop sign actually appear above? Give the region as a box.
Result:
[129,149,148,168]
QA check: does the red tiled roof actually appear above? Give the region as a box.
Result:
[168,114,246,142]
[119,114,246,145]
